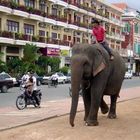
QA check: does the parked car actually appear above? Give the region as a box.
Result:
[0,75,14,93]
[42,74,52,85]
[0,72,17,85]
[42,72,68,84]
[124,71,133,79]
[65,73,71,83]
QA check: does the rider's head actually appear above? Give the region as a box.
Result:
[92,18,100,27]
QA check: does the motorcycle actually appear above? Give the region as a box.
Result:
[48,78,58,88]
[16,85,42,110]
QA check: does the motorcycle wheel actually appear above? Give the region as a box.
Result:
[16,96,27,110]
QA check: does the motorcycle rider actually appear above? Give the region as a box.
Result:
[50,74,58,86]
[27,72,41,108]
[21,72,30,84]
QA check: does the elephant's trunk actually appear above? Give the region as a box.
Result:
[70,61,83,127]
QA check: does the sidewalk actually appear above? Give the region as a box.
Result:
[0,86,140,131]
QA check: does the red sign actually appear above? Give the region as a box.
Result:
[47,48,60,56]
[40,47,60,56]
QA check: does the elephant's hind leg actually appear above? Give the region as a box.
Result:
[108,94,118,119]
[100,97,109,114]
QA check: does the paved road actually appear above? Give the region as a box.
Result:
[0,86,140,139]
[0,77,140,107]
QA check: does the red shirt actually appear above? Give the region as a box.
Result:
[92,25,105,42]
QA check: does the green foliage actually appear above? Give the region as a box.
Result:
[0,44,63,76]
[47,57,61,72]
[6,57,23,76]
[23,43,40,63]
[59,66,69,75]
[0,63,8,73]
[21,43,41,73]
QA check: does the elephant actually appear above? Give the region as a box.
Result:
[69,43,125,127]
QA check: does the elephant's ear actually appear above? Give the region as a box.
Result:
[93,49,106,76]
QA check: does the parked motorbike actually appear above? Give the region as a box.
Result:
[16,86,42,110]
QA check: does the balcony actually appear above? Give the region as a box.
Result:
[12,9,29,18]
[0,5,12,14]
[67,1,79,11]
[0,31,71,48]
[56,21,68,27]
[29,14,44,21]
[48,0,56,3]
[44,16,56,25]
[55,0,68,7]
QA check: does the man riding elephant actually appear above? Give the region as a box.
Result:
[69,43,125,127]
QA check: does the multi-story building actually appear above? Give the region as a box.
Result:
[113,3,140,75]
[0,0,124,67]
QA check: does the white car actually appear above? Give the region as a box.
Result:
[124,72,133,79]
[51,73,68,84]
[42,72,68,84]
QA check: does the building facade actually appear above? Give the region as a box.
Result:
[0,0,124,67]
[114,3,140,75]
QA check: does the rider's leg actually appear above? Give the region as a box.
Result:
[32,90,40,107]
[100,41,114,60]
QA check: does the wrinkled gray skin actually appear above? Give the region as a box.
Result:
[69,43,125,127]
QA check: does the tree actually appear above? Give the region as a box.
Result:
[37,56,50,75]
[22,43,40,73]
[47,57,61,72]
[6,57,23,76]
[59,66,69,75]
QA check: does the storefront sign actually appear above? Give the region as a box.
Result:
[60,50,69,56]
[40,47,60,56]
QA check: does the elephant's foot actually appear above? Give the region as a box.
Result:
[85,120,99,126]
[101,106,109,114]
[108,113,117,119]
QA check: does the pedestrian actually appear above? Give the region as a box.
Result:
[92,18,114,60]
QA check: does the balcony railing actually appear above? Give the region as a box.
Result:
[0,1,124,33]
[0,30,72,46]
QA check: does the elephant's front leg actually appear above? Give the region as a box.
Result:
[86,92,100,126]
[86,88,102,126]
[86,77,107,126]
[82,89,91,122]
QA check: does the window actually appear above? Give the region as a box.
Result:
[135,24,138,34]
[24,24,34,35]
[52,32,57,39]
[77,16,80,23]
[39,30,45,36]
[52,7,57,16]
[39,0,46,12]
[68,36,71,41]
[6,46,19,53]
[123,23,131,33]
[24,0,34,8]
[12,0,19,4]
[7,20,19,32]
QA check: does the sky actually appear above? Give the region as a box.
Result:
[105,0,140,10]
